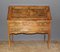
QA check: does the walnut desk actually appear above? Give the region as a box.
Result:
[7,6,51,48]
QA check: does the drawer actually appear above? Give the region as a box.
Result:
[9,26,49,33]
[8,20,50,33]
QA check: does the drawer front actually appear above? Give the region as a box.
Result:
[8,20,50,33]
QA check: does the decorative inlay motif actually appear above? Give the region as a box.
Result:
[8,6,51,20]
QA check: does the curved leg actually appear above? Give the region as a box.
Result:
[48,32,50,48]
[8,35,11,47]
[12,35,14,44]
[44,35,46,42]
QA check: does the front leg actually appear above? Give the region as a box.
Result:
[48,32,50,48]
[8,34,11,47]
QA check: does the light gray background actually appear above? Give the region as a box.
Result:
[0,0,60,41]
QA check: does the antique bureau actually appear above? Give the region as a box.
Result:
[7,6,51,48]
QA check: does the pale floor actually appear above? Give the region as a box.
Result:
[0,41,60,52]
